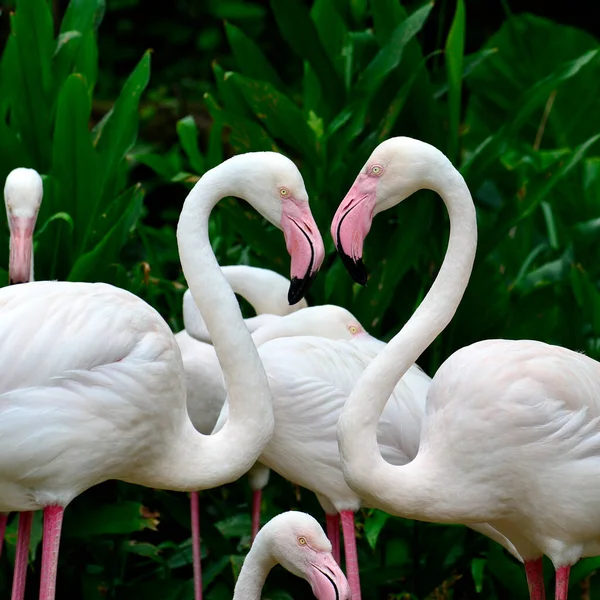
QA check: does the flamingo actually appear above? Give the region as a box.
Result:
[176,265,308,600]
[233,511,351,600]
[1,167,43,597]
[0,151,325,600]
[217,308,523,600]
[333,136,600,600]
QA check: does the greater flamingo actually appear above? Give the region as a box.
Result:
[176,265,308,600]
[1,167,43,597]
[333,136,600,600]
[233,511,351,600]
[0,151,324,600]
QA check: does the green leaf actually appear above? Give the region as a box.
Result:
[64,501,158,537]
[176,115,205,175]
[356,2,433,95]
[204,92,279,154]
[229,74,317,160]
[471,557,486,593]
[68,183,144,282]
[92,50,151,211]
[269,0,343,110]
[445,0,466,162]
[370,0,404,45]
[311,0,347,78]
[60,0,105,35]
[224,22,285,90]
[364,509,390,550]
[51,73,99,256]
[3,0,54,169]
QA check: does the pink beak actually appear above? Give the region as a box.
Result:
[330,174,377,286]
[305,552,352,600]
[8,215,36,284]
[280,197,325,305]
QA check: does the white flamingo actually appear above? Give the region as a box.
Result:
[0,151,324,600]
[1,167,43,597]
[176,265,307,600]
[333,136,600,600]
[233,511,351,600]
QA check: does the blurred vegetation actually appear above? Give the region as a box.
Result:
[1,0,600,598]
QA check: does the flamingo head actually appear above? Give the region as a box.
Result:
[261,511,351,600]
[331,137,434,285]
[4,167,43,284]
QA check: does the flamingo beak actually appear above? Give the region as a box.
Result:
[330,174,377,286]
[281,198,325,305]
[305,552,352,600]
[8,214,36,284]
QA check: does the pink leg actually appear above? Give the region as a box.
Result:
[340,510,361,600]
[525,558,546,600]
[0,512,8,558]
[555,565,570,600]
[325,514,340,564]
[39,506,64,600]
[12,511,33,600]
[190,492,203,600]
[251,490,262,543]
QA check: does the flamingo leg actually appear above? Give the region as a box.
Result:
[0,512,8,558]
[190,491,203,600]
[11,511,33,600]
[251,490,262,543]
[555,566,570,600]
[525,558,546,600]
[340,510,361,600]
[39,505,64,600]
[325,514,340,564]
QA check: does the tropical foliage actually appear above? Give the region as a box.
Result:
[1,0,599,598]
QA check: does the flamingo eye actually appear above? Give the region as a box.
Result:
[298,536,307,546]
[348,325,359,334]
[279,187,290,197]
[370,164,383,176]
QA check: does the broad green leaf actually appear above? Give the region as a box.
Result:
[224,22,285,90]
[51,73,99,258]
[270,0,343,111]
[229,74,317,160]
[64,501,158,537]
[68,183,144,282]
[471,557,486,593]
[434,48,498,99]
[445,0,465,162]
[356,2,433,95]
[364,509,390,550]
[311,0,347,78]
[92,50,151,213]
[212,62,250,116]
[3,0,54,170]
[370,0,404,44]
[176,115,205,175]
[204,92,279,154]
[60,0,105,34]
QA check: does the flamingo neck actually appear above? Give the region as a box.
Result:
[160,158,275,490]
[233,535,276,600]
[337,155,477,520]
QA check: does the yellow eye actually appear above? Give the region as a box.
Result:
[279,187,289,197]
[298,536,307,545]
[370,165,383,176]
[348,325,359,334]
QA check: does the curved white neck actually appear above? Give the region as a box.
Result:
[233,536,276,600]
[149,158,275,490]
[338,155,477,520]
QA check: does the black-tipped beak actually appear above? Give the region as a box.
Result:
[335,242,368,286]
[288,272,317,305]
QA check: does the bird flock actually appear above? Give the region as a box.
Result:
[0,137,598,600]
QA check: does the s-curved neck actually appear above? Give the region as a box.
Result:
[165,157,274,489]
[338,152,477,520]
[233,536,276,600]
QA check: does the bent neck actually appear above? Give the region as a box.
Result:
[171,157,274,489]
[338,155,477,519]
[233,536,276,600]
